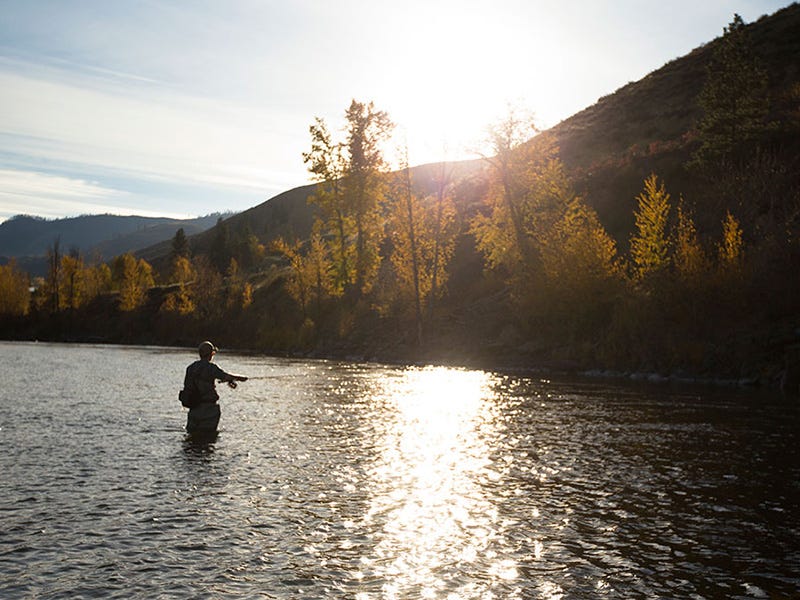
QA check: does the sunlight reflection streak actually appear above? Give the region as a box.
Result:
[362,366,521,597]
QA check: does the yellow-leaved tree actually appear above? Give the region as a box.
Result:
[161,255,196,315]
[304,100,393,297]
[388,152,456,344]
[630,174,672,282]
[59,253,85,311]
[0,260,30,316]
[114,253,155,312]
[718,210,744,271]
[273,230,333,320]
[472,110,571,301]
[538,198,623,336]
[673,200,708,284]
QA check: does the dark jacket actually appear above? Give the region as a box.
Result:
[184,359,231,404]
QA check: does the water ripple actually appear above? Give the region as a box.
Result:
[0,343,798,598]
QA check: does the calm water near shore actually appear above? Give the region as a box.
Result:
[0,341,798,598]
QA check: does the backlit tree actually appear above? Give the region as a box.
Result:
[388,152,456,344]
[304,100,393,297]
[630,174,672,280]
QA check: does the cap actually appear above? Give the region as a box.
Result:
[198,340,218,357]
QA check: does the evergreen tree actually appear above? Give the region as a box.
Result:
[170,227,190,260]
[210,218,231,273]
[691,14,771,168]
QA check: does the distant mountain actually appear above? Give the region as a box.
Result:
[0,213,225,274]
[0,213,227,258]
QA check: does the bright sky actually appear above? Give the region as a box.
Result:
[0,0,790,222]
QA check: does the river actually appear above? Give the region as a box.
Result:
[0,341,797,598]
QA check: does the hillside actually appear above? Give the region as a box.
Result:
[147,3,800,265]
[169,158,486,262]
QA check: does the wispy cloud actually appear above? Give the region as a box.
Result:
[0,58,307,212]
[0,169,187,221]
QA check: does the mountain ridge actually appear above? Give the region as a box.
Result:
[0,213,226,274]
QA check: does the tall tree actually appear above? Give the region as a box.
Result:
[304,117,352,292]
[170,228,190,261]
[427,160,456,322]
[691,14,771,168]
[46,237,62,313]
[389,151,457,345]
[472,121,573,299]
[210,218,231,273]
[60,249,85,311]
[475,108,539,269]
[344,100,394,295]
[304,100,393,297]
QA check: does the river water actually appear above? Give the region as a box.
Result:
[0,342,798,599]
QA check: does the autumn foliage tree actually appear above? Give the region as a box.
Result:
[304,100,393,298]
[113,253,155,312]
[161,255,195,315]
[629,174,672,282]
[472,108,541,278]
[273,230,332,321]
[304,118,351,293]
[0,260,30,316]
[473,124,577,302]
[538,198,623,336]
[60,251,85,311]
[388,153,456,344]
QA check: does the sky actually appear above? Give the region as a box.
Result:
[0,0,791,222]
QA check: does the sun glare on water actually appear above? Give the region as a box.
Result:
[358,366,523,598]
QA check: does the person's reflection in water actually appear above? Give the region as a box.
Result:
[182,431,218,458]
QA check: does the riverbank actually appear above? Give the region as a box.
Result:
[2,286,799,395]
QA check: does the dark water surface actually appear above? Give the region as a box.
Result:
[0,342,798,599]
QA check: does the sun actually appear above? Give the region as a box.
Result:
[361,5,525,165]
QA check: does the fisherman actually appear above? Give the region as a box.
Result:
[182,341,248,434]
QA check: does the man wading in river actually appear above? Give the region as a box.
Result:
[181,341,248,434]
